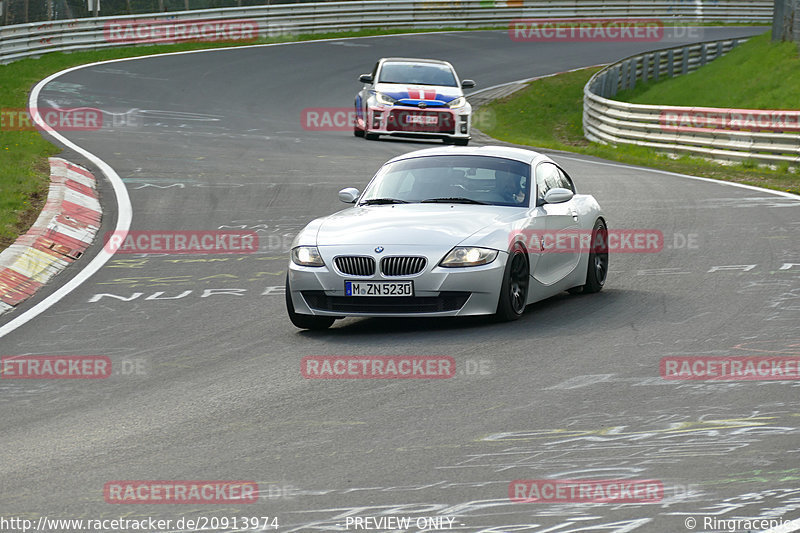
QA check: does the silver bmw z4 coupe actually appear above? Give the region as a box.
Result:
[286,145,608,330]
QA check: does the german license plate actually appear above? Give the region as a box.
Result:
[406,115,438,125]
[345,280,413,297]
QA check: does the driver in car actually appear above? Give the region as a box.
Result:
[496,171,525,205]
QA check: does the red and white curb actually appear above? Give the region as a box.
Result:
[0,157,101,315]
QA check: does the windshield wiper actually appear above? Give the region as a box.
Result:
[360,198,410,205]
[421,197,488,205]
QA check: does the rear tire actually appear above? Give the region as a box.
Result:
[495,244,529,321]
[285,276,335,330]
[453,138,469,146]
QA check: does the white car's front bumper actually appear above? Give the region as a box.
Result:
[288,245,505,317]
[363,105,471,140]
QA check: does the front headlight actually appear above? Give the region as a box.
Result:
[439,247,498,267]
[291,246,325,267]
[372,91,397,106]
[446,96,467,109]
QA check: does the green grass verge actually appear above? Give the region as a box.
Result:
[615,32,800,108]
[0,26,486,251]
[482,65,799,195]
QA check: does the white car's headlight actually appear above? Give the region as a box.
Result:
[372,91,397,105]
[439,247,498,267]
[292,246,325,267]
[446,96,467,109]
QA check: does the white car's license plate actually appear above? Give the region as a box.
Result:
[345,281,413,297]
[406,115,438,125]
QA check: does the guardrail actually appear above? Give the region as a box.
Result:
[584,38,800,165]
[0,0,774,65]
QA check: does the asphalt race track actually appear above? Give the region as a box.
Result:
[2,26,800,532]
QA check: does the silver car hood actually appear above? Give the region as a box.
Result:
[316,204,515,247]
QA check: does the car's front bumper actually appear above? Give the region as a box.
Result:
[287,245,505,317]
[363,105,471,140]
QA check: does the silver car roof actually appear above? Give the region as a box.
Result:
[384,145,546,166]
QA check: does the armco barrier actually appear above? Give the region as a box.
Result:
[0,0,774,65]
[584,38,800,165]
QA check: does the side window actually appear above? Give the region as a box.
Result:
[535,162,560,203]
[556,167,575,192]
[371,62,379,82]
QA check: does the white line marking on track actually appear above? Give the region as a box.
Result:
[0,62,133,339]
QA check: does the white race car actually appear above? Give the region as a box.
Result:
[286,146,608,330]
[354,57,474,145]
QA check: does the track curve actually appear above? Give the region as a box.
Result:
[2,27,800,532]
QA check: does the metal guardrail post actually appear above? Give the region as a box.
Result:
[654,51,661,81]
[773,0,786,39]
[771,0,799,42]
[619,61,628,92]
[667,49,674,77]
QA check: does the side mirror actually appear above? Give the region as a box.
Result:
[543,188,574,204]
[338,187,360,203]
[359,74,373,84]
[461,79,475,89]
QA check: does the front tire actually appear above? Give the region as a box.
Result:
[495,244,529,321]
[354,103,365,137]
[453,138,469,146]
[569,219,608,294]
[285,276,335,330]
[365,132,379,140]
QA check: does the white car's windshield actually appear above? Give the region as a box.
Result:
[378,62,458,87]
[360,155,531,207]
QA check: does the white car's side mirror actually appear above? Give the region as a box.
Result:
[543,188,574,204]
[338,187,360,203]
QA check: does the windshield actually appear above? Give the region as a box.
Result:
[360,155,531,207]
[378,62,458,87]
